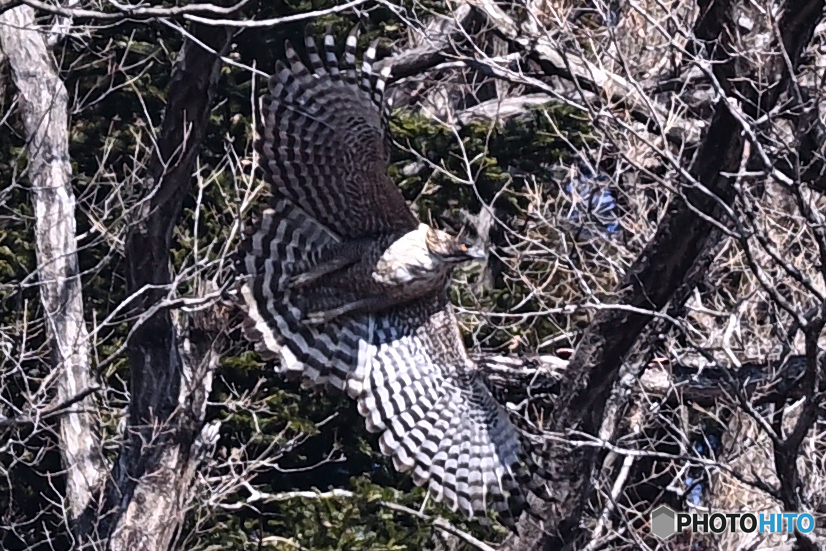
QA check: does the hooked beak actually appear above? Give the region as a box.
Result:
[464,244,487,261]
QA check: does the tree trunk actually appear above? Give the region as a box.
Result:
[74,19,233,551]
[498,0,826,547]
[0,5,103,519]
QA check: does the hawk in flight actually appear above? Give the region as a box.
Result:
[239,28,545,526]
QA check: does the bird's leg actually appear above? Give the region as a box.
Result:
[289,243,362,288]
[305,296,389,324]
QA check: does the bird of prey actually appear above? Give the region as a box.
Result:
[239,28,546,527]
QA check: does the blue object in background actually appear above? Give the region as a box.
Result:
[685,432,721,507]
[564,163,620,237]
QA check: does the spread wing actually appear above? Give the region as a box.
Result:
[350,294,544,527]
[240,29,545,528]
[242,251,543,525]
[256,29,418,239]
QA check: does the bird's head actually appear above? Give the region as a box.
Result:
[424,226,486,264]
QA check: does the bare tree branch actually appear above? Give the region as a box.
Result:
[0,0,251,19]
[474,0,703,146]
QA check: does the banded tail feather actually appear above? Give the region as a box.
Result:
[239,199,372,391]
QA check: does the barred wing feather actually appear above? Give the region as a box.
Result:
[257,29,418,239]
[351,295,535,526]
[240,199,373,390]
[240,29,543,528]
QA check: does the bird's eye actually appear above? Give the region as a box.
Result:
[461,245,468,252]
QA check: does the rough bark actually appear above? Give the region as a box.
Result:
[495,0,826,548]
[74,19,233,551]
[0,5,103,518]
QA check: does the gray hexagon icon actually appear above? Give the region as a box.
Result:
[651,506,677,538]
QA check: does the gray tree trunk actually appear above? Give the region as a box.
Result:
[0,5,232,549]
[0,5,103,519]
